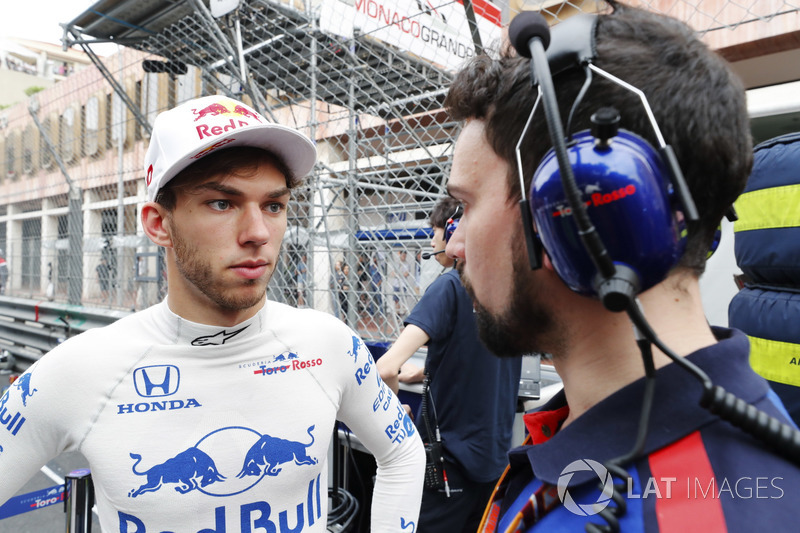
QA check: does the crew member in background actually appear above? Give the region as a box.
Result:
[443,2,800,530]
[729,131,800,426]
[378,196,522,533]
[0,95,424,532]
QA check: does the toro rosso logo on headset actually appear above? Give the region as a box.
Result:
[551,184,637,217]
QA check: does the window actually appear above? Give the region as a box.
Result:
[61,106,77,163]
[40,117,53,169]
[85,95,101,157]
[22,125,36,174]
[6,131,19,179]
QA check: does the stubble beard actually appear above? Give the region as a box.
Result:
[458,234,559,358]
[172,228,269,312]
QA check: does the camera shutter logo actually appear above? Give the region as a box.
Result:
[557,459,615,516]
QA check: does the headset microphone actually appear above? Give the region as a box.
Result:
[421,250,446,260]
[508,11,551,62]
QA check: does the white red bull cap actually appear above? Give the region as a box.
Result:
[144,95,317,202]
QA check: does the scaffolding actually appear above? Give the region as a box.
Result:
[1,0,798,346]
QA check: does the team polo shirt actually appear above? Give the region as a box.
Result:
[481,327,800,532]
[0,300,425,533]
[404,269,522,483]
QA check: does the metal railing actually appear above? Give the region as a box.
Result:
[0,295,129,371]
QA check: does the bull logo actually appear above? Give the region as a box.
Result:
[232,104,262,122]
[238,425,318,478]
[127,425,321,497]
[128,447,225,498]
[192,102,264,123]
[192,102,230,121]
[14,373,37,407]
[347,336,363,362]
[272,352,298,363]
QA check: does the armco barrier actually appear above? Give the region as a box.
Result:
[0,296,129,371]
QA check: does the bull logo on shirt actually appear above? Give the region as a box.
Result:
[237,425,318,477]
[347,335,363,362]
[1,374,33,437]
[127,425,318,497]
[272,352,299,362]
[13,373,37,406]
[128,447,225,497]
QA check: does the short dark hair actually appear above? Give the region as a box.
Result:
[445,2,752,275]
[155,146,297,210]
[429,196,461,229]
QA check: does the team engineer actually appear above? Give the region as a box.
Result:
[443,2,800,531]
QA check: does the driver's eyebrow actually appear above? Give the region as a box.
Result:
[193,181,291,199]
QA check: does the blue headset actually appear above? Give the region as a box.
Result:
[531,127,686,296]
[510,12,698,310]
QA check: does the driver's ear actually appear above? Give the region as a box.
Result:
[141,202,173,248]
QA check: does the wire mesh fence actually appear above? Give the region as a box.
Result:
[1,0,798,343]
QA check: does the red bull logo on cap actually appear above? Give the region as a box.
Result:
[192,101,263,123]
[191,99,266,148]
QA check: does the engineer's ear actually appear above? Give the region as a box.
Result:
[542,250,557,273]
[141,202,173,248]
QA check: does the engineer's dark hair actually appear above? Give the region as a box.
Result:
[429,196,461,230]
[155,146,298,210]
[444,1,752,276]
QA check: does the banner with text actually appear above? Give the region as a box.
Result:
[319,0,503,72]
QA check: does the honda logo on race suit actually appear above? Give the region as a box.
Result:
[133,365,180,398]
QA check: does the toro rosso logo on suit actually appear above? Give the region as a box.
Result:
[117,365,201,415]
[121,426,324,531]
[252,352,323,377]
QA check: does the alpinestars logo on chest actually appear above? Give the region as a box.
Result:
[191,326,248,346]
